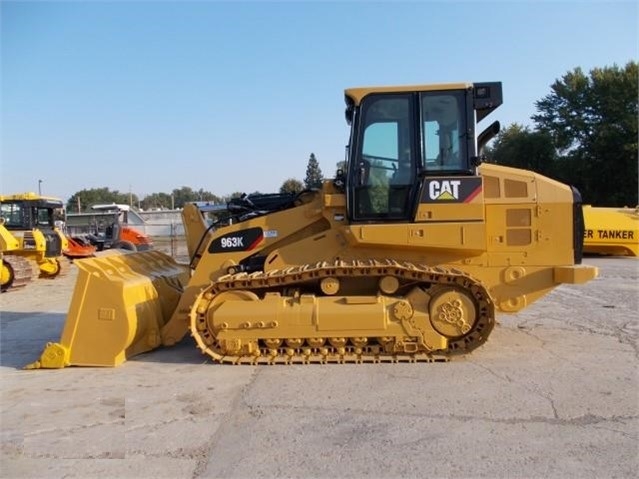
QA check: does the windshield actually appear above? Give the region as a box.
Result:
[0,202,25,229]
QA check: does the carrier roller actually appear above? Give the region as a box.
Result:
[190,260,495,364]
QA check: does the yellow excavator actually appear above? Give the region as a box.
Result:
[28,81,598,368]
[1,193,69,292]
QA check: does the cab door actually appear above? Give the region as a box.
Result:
[348,94,418,222]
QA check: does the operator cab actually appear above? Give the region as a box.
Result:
[344,82,502,222]
[0,198,63,231]
[0,196,65,257]
[91,204,131,224]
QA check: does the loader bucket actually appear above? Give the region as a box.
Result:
[25,250,190,369]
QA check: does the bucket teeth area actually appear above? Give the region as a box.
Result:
[26,251,190,369]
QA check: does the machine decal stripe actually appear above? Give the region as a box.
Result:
[464,185,482,203]
[247,235,264,251]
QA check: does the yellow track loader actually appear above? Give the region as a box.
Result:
[1,193,69,291]
[28,82,598,368]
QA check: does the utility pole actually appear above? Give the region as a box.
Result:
[38,179,42,195]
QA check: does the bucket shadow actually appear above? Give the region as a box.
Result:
[0,310,221,369]
[130,337,216,366]
[0,311,67,369]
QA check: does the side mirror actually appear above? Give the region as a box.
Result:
[333,169,346,191]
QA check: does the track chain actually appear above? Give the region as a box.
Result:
[190,259,495,365]
[1,255,34,292]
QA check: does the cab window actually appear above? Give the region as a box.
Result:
[421,92,466,171]
[36,207,53,227]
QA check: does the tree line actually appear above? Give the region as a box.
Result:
[485,62,637,207]
[66,153,325,212]
[66,62,638,212]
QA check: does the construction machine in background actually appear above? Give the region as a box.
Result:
[583,205,638,257]
[0,192,97,291]
[0,193,70,291]
[0,220,34,291]
[61,235,97,260]
[28,81,598,369]
[65,204,153,252]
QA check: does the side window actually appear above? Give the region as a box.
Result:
[422,93,465,171]
[353,95,415,219]
[36,208,52,227]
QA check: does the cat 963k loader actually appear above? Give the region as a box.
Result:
[28,82,598,368]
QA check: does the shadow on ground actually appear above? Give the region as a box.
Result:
[0,311,66,369]
[131,337,216,366]
[1,311,217,369]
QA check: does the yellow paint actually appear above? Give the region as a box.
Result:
[583,205,638,256]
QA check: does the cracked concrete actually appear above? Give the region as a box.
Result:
[1,256,637,478]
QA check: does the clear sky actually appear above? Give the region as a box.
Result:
[1,0,637,203]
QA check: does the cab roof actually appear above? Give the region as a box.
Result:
[344,82,473,106]
[0,192,63,205]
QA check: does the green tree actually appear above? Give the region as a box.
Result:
[66,187,137,212]
[140,192,173,210]
[169,187,219,208]
[196,188,221,203]
[169,187,198,208]
[280,178,304,194]
[304,153,323,189]
[488,62,637,206]
[486,124,558,176]
[532,62,638,206]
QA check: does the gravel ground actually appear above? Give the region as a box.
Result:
[0,255,637,479]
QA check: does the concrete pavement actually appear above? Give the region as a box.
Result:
[1,256,637,478]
